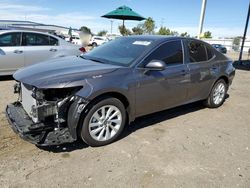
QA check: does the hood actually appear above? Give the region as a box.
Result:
[14,56,120,88]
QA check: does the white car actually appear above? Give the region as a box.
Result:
[89,36,108,47]
[0,30,85,76]
[71,36,82,45]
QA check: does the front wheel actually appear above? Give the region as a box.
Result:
[205,79,228,108]
[79,97,126,147]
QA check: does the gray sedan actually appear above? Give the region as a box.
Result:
[6,36,235,147]
[0,30,85,76]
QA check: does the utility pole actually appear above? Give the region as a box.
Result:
[239,1,250,63]
[110,20,114,34]
[198,0,207,39]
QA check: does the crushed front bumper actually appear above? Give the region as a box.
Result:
[5,102,76,146]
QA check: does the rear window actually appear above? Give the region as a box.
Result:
[24,33,59,46]
[206,45,214,60]
[49,36,59,46]
[188,40,207,62]
[25,33,50,46]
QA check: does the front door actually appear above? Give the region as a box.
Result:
[135,40,190,116]
[0,32,24,75]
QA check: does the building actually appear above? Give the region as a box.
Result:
[0,20,79,37]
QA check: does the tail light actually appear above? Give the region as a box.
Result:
[79,47,86,53]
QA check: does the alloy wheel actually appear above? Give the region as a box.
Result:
[213,83,226,105]
[88,105,122,141]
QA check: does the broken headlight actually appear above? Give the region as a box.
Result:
[31,87,44,101]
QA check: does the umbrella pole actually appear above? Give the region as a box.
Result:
[122,20,125,36]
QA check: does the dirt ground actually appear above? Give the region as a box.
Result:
[0,68,250,188]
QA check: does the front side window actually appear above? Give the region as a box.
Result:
[144,40,183,66]
[0,33,21,47]
[24,33,50,46]
[188,40,207,62]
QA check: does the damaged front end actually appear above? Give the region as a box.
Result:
[6,82,88,146]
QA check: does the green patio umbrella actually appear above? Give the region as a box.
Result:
[102,6,145,34]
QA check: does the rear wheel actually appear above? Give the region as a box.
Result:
[79,97,126,146]
[205,79,228,108]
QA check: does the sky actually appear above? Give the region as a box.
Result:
[0,0,249,37]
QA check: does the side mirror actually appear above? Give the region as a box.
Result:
[145,60,166,71]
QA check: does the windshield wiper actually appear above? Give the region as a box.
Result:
[81,55,106,64]
[88,58,105,64]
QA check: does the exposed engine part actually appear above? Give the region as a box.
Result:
[30,103,57,122]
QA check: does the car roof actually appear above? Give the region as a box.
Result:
[123,35,201,43]
[0,29,62,40]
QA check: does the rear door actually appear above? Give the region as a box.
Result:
[0,32,24,75]
[22,32,60,66]
[185,39,217,101]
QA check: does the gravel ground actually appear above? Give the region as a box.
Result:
[0,69,249,188]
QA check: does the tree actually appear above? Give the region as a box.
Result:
[170,30,179,36]
[157,27,178,36]
[158,27,171,35]
[143,17,155,34]
[203,31,212,38]
[132,24,144,35]
[118,25,131,36]
[97,30,108,36]
[180,32,190,37]
[79,26,91,34]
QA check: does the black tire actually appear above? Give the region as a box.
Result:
[205,79,228,108]
[92,42,97,47]
[79,97,126,147]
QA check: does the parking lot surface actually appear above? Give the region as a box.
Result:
[0,69,249,188]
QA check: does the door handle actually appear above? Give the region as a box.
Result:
[49,48,57,52]
[13,50,23,54]
[210,66,218,70]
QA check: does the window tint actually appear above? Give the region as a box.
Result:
[188,40,207,62]
[0,33,21,47]
[49,36,58,46]
[144,40,183,66]
[25,33,50,46]
[94,37,103,40]
[206,45,214,60]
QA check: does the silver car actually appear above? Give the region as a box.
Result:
[0,30,85,76]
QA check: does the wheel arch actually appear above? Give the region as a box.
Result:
[67,91,131,140]
[218,75,229,85]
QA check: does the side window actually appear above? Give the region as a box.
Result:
[144,40,183,66]
[25,33,50,46]
[0,33,21,47]
[206,45,214,60]
[49,36,59,46]
[188,40,207,62]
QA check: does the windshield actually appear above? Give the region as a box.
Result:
[82,37,154,67]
